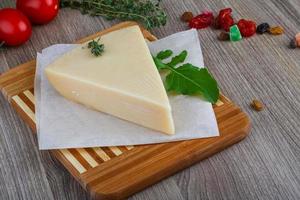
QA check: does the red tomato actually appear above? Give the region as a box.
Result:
[0,8,32,46]
[17,0,59,25]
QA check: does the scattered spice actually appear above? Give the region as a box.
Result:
[256,23,270,34]
[212,16,221,29]
[230,25,242,42]
[218,8,234,32]
[237,19,256,37]
[218,32,230,41]
[295,33,300,46]
[181,12,193,22]
[289,38,297,49]
[268,26,284,35]
[251,99,264,111]
[189,12,214,29]
[184,8,286,44]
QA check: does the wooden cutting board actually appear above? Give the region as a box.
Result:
[0,21,251,200]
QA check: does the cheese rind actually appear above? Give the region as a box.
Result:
[45,25,175,134]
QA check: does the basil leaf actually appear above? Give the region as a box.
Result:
[152,50,220,103]
[165,64,219,103]
[167,50,188,67]
[153,56,168,70]
[156,50,173,60]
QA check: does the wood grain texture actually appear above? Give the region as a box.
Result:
[0,0,299,200]
[0,22,250,199]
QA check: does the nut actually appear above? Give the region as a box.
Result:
[181,12,194,22]
[218,32,230,41]
[251,99,264,111]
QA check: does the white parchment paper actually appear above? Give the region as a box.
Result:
[36,29,219,150]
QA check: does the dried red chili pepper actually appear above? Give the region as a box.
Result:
[237,19,256,37]
[189,12,214,29]
[217,8,234,31]
[219,8,232,19]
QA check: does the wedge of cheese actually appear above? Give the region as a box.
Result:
[45,25,175,135]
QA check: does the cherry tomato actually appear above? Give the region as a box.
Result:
[0,8,32,46]
[17,0,59,25]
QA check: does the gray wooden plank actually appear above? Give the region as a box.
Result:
[169,0,300,199]
[0,0,300,199]
[39,147,90,200]
[0,96,54,200]
[131,178,185,200]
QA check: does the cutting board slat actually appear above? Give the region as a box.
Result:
[0,21,251,200]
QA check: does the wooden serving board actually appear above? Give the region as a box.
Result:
[0,21,251,200]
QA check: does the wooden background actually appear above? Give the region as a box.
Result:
[0,0,299,199]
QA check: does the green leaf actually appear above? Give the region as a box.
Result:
[167,50,188,67]
[152,49,220,103]
[165,64,219,103]
[156,49,173,60]
[153,56,168,70]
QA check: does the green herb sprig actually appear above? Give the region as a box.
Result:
[87,38,104,56]
[60,0,167,29]
[153,50,220,103]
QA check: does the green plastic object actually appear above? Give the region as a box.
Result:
[230,25,242,42]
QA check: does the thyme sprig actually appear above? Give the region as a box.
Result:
[60,0,167,29]
[87,38,104,56]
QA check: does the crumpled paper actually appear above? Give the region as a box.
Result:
[35,29,219,150]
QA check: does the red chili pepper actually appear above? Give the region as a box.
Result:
[237,19,257,37]
[217,8,234,32]
[189,12,214,29]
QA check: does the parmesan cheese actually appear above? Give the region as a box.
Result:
[45,25,175,135]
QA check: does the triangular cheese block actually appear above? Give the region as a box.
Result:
[45,25,175,134]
